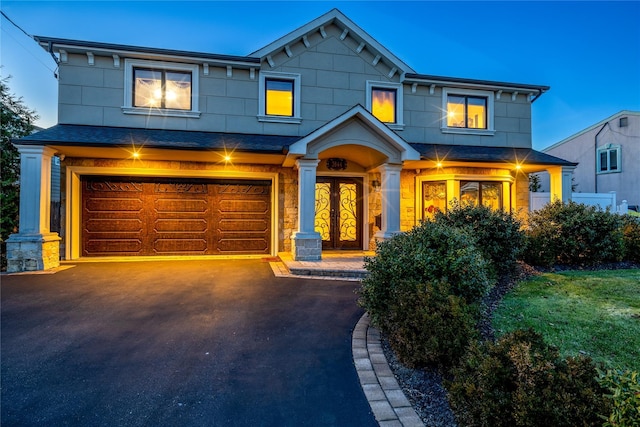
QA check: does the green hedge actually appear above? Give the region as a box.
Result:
[524,200,624,267]
[447,329,610,427]
[434,202,524,278]
[359,221,490,368]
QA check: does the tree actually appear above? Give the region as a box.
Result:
[1,76,38,241]
[528,173,541,192]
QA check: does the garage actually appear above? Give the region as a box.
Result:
[81,176,271,257]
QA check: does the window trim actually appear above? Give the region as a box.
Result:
[366,81,404,130]
[597,144,622,174]
[441,87,494,135]
[123,59,200,118]
[258,71,301,124]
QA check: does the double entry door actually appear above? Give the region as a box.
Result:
[314,177,363,250]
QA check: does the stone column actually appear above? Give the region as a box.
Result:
[548,165,576,203]
[6,145,61,272]
[291,159,322,260]
[374,163,403,242]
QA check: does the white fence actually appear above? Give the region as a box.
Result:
[530,191,628,214]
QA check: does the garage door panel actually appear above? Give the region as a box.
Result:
[82,177,271,257]
[218,199,269,214]
[85,239,143,254]
[85,218,144,233]
[217,218,269,232]
[86,198,144,213]
[155,198,209,213]
[153,219,208,232]
[217,238,269,253]
[153,238,208,254]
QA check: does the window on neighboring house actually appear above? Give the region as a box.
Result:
[447,94,487,129]
[265,78,294,116]
[123,59,200,118]
[366,81,404,129]
[460,181,502,210]
[597,145,621,173]
[258,71,301,123]
[133,68,192,110]
[422,181,447,219]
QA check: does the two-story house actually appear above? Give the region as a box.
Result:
[7,9,575,272]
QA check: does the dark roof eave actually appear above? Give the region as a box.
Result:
[12,124,297,154]
[403,73,549,94]
[34,36,260,66]
[409,143,577,167]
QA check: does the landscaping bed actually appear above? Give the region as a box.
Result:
[361,201,640,426]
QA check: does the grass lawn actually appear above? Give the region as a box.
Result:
[492,269,640,371]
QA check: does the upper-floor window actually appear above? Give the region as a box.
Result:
[133,68,191,110]
[447,94,487,129]
[442,88,494,135]
[366,81,404,130]
[123,59,200,118]
[265,78,294,116]
[258,71,301,124]
[597,145,621,173]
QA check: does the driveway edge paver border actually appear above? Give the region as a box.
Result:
[352,313,425,427]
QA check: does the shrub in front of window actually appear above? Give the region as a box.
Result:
[621,215,640,263]
[524,200,624,267]
[359,221,490,368]
[360,221,491,326]
[433,201,524,279]
[447,329,610,427]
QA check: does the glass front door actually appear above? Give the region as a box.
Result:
[314,177,363,250]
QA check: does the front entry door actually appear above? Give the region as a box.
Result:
[314,177,363,250]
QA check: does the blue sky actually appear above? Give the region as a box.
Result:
[1,1,639,150]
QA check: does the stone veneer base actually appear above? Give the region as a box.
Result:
[5,232,61,273]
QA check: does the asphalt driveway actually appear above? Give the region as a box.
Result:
[1,260,377,427]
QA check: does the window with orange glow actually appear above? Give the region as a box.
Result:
[460,181,502,210]
[133,68,191,110]
[371,88,397,123]
[446,95,486,129]
[265,78,294,117]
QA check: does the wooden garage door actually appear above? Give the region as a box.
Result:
[81,176,271,256]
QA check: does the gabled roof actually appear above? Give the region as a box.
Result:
[284,105,420,167]
[250,8,415,74]
[542,110,640,152]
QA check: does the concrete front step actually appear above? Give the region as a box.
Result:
[287,267,368,279]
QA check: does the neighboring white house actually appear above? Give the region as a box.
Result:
[536,111,640,209]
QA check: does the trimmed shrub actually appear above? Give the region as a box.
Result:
[434,202,524,278]
[598,369,640,427]
[621,215,640,263]
[447,329,610,427]
[360,221,491,328]
[385,281,478,369]
[359,221,490,369]
[524,200,624,267]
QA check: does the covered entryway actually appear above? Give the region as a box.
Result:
[314,177,363,250]
[81,176,271,256]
